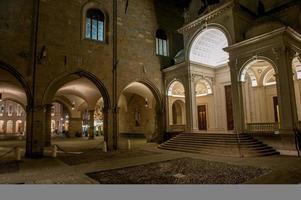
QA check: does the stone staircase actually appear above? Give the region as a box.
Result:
[158,133,279,157]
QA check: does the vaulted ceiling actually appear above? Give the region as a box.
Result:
[189,28,229,67]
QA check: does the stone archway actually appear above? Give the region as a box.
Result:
[186,27,232,132]
[167,80,186,132]
[0,61,30,150]
[42,70,111,147]
[118,81,163,147]
[172,100,185,125]
[239,58,279,133]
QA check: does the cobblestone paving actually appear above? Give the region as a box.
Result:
[0,138,301,184]
[58,149,161,166]
[87,157,270,184]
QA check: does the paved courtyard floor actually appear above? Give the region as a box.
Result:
[0,137,301,184]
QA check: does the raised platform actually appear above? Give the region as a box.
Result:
[159,133,279,157]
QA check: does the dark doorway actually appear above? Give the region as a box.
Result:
[198,105,207,130]
[273,96,279,122]
[225,85,234,130]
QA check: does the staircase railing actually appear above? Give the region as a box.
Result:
[246,122,279,133]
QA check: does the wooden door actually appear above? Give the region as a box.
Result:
[273,96,279,122]
[225,85,234,130]
[198,105,207,130]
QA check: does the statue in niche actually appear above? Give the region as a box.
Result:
[134,108,141,127]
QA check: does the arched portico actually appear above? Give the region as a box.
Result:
[0,61,32,156]
[185,25,232,133]
[239,58,280,133]
[166,80,186,132]
[42,69,111,149]
[117,80,163,147]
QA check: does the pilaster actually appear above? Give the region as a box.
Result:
[275,47,298,134]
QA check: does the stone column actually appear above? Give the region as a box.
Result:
[103,107,115,151]
[229,60,245,133]
[185,73,198,132]
[3,120,7,134]
[44,104,52,147]
[154,109,165,143]
[12,119,16,134]
[25,105,45,158]
[88,110,95,140]
[69,118,82,137]
[275,47,298,134]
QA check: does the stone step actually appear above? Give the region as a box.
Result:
[159,146,279,157]
[163,141,269,149]
[175,135,254,140]
[160,143,274,152]
[175,136,254,140]
[167,138,262,145]
[158,133,279,157]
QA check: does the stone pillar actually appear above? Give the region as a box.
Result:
[229,60,245,133]
[69,118,82,137]
[3,120,7,134]
[185,73,198,132]
[25,105,45,158]
[154,109,165,143]
[166,92,171,130]
[12,119,16,134]
[275,47,298,134]
[103,107,115,151]
[88,110,95,140]
[44,104,52,147]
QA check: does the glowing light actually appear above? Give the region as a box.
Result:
[71,101,75,110]
[190,28,229,67]
[145,98,149,108]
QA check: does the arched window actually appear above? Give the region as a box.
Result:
[85,9,105,41]
[156,29,168,56]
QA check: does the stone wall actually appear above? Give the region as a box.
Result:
[119,94,156,140]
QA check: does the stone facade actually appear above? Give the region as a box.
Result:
[0,0,183,157]
[1,0,301,157]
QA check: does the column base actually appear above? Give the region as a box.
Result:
[279,128,295,135]
[25,151,44,159]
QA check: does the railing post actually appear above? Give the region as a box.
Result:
[15,147,21,161]
[52,145,57,158]
[103,141,107,152]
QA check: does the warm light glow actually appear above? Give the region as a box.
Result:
[195,79,213,97]
[168,81,185,97]
[189,28,229,67]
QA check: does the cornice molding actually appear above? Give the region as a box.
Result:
[162,62,186,73]
[178,1,235,34]
[225,27,301,53]
[224,27,287,52]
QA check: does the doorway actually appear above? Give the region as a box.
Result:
[198,105,207,130]
[225,85,234,130]
[273,96,279,122]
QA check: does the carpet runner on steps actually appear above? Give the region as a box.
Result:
[158,133,279,157]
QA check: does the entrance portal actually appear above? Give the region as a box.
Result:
[198,105,207,130]
[225,85,234,130]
